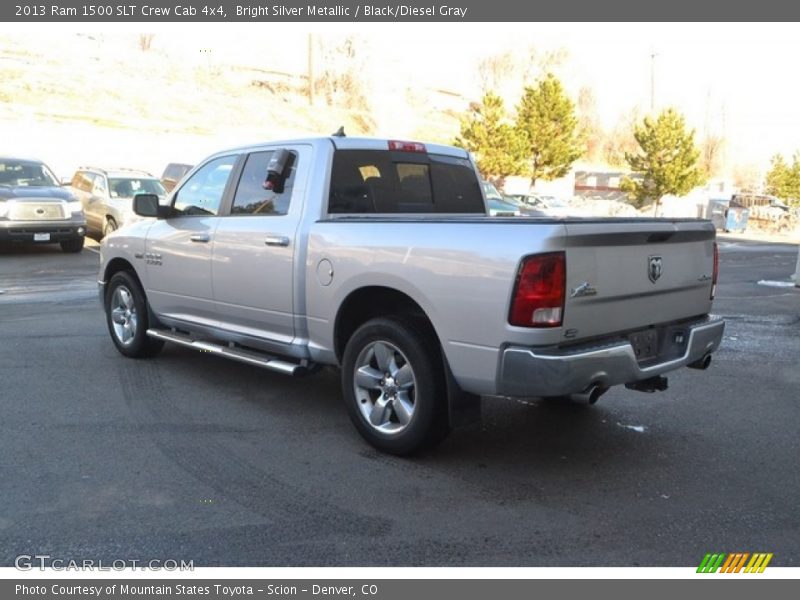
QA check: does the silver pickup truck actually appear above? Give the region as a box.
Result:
[98,136,724,454]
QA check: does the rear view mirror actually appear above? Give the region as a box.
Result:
[263,148,293,194]
[132,193,161,217]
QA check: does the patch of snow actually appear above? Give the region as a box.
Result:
[617,422,646,433]
[757,280,796,288]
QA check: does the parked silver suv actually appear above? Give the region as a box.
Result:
[71,167,166,238]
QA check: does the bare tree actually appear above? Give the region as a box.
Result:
[138,34,154,52]
[699,135,725,179]
[475,46,568,100]
[602,107,641,167]
[314,35,370,112]
[577,86,604,163]
[477,51,516,93]
[732,163,762,193]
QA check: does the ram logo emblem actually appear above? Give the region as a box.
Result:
[648,256,663,283]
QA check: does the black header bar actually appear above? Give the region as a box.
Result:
[5,0,800,22]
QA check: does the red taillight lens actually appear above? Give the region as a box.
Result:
[509,252,566,327]
[711,241,719,300]
[388,140,426,153]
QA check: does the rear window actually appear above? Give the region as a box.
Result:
[328,150,484,214]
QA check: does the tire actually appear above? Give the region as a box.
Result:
[104,271,164,358]
[341,317,450,455]
[60,237,84,253]
[103,217,117,238]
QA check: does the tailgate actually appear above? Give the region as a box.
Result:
[563,220,716,341]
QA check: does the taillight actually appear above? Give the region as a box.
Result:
[509,252,566,327]
[711,241,719,300]
[388,140,426,153]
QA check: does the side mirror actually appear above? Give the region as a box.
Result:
[132,193,161,218]
[263,148,293,194]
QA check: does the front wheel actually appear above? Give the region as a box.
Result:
[341,317,450,455]
[105,271,164,358]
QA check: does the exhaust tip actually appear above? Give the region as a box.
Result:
[571,383,610,405]
[688,354,712,370]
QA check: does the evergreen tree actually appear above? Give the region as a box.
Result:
[790,155,800,203]
[764,154,791,198]
[515,73,584,187]
[454,92,525,184]
[765,152,800,204]
[621,108,705,210]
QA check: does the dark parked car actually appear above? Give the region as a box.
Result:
[0,157,86,252]
[161,163,193,193]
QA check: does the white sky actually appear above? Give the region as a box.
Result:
[7,22,800,171]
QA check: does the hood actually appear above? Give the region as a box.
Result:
[0,185,75,202]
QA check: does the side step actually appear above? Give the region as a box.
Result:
[146,329,307,376]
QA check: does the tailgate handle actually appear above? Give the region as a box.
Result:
[265,235,290,247]
[190,233,210,243]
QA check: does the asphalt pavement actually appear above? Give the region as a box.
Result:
[0,236,798,567]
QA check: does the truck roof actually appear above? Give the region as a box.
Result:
[212,136,470,160]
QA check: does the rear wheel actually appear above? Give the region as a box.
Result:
[60,237,84,253]
[105,271,164,358]
[341,317,450,455]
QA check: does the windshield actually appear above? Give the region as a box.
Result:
[108,177,166,198]
[0,160,59,187]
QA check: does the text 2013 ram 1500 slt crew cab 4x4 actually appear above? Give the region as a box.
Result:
[98,136,724,455]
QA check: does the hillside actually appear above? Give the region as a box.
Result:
[0,32,467,177]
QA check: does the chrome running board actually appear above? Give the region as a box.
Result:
[146,328,307,376]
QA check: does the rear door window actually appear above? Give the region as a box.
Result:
[328,150,483,214]
[229,150,296,216]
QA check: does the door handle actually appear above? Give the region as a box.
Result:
[190,233,210,243]
[264,235,290,247]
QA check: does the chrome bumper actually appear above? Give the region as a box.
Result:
[497,316,725,397]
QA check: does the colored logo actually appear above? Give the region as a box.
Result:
[697,552,773,573]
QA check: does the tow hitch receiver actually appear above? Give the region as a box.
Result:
[625,376,669,393]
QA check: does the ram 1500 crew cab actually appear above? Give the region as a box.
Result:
[98,136,724,454]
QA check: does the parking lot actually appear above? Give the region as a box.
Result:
[0,237,798,567]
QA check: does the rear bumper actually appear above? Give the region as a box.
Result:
[497,316,725,397]
[0,218,87,243]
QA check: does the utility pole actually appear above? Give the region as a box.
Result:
[307,33,315,106]
[650,50,658,113]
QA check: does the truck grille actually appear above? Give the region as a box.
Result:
[8,203,66,221]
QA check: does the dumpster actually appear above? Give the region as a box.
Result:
[724,201,749,233]
[708,199,728,230]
